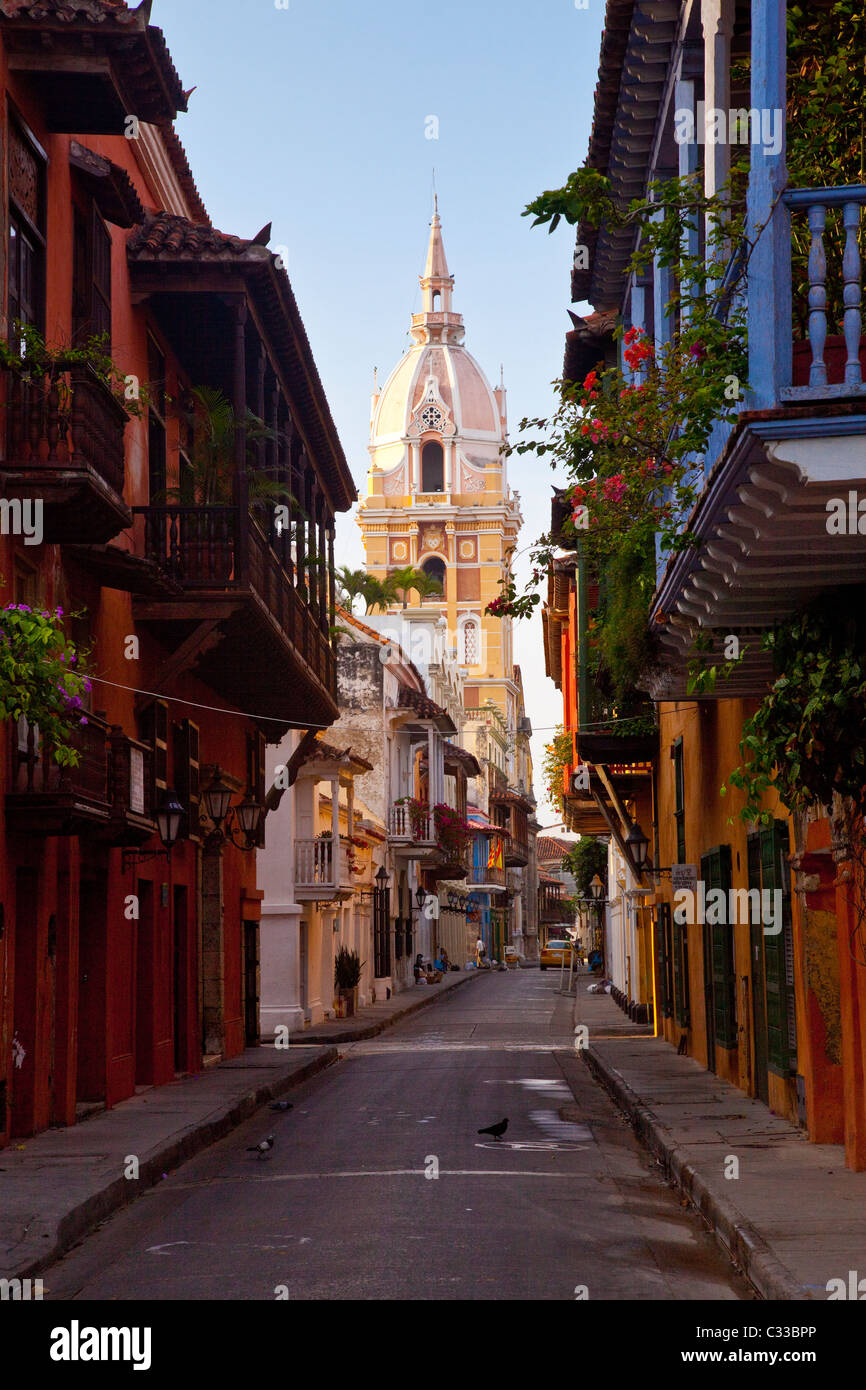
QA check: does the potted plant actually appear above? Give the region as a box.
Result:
[156,386,294,583]
[334,945,363,1018]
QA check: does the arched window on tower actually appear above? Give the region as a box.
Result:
[421,556,446,602]
[462,619,479,665]
[421,440,444,492]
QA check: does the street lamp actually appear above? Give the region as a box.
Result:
[625,823,649,873]
[415,884,428,911]
[202,768,263,851]
[589,873,606,975]
[123,787,186,871]
[202,772,233,832]
[235,795,264,844]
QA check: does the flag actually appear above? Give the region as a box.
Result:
[488,836,503,870]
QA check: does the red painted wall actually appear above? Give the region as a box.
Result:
[0,58,260,1147]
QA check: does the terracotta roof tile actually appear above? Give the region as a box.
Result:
[160,125,209,227]
[335,604,392,647]
[537,834,574,862]
[1,1,134,20]
[0,0,189,123]
[395,681,449,723]
[302,739,373,773]
[128,210,256,260]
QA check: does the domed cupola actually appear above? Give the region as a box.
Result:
[369,201,506,486]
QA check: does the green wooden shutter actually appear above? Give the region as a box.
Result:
[702,845,737,1048]
[672,911,690,1028]
[763,821,797,1076]
[658,902,673,1020]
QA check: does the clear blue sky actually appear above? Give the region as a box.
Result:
[156,0,604,823]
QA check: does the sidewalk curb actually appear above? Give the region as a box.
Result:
[10,1046,339,1283]
[581,1045,811,1301]
[291,966,488,1044]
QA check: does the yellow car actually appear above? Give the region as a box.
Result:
[539,939,578,971]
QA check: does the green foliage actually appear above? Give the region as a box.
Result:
[731,2,866,336]
[159,386,290,508]
[489,168,750,631]
[0,581,91,767]
[0,322,145,422]
[386,565,443,607]
[542,725,574,816]
[562,837,607,898]
[786,1,865,189]
[724,589,866,823]
[686,630,748,695]
[334,946,363,990]
[338,565,443,614]
[594,537,657,706]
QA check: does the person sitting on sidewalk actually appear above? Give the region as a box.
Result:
[434,948,450,974]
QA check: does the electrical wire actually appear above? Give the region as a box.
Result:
[87,674,334,731]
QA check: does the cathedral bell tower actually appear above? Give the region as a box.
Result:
[357,201,522,724]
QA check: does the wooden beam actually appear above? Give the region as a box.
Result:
[594,763,635,838]
[591,766,650,887]
[263,728,319,816]
[153,619,223,691]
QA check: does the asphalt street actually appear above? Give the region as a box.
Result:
[42,969,752,1301]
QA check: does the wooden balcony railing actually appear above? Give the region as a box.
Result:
[8,714,163,843]
[1,365,130,542]
[781,186,866,403]
[135,504,335,699]
[388,802,435,843]
[8,713,112,834]
[295,837,350,893]
[468,830,506,890]
[11,714,109,800]
[539,884,572,924]
[5,366,127,496]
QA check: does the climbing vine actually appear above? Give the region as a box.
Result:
[724,589,866,824]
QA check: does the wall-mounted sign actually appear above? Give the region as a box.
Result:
[129,746,145,816]
[671,863,697,894]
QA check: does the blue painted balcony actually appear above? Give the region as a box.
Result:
[649,183,866,700]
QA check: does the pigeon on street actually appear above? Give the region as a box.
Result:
[270,1101,293,1112]
[477,1118,508,1140]
[247,1134,276,1158]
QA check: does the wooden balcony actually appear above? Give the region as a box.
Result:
[467,829,507,891]
[539,883,572,925]
[294,838,354,902]
[577,729,659,767]
[133,505,337,735]
[7,715,158,843]
[489,789,531,866]
[8,714,111,836]
[504,831,529,868]
[0,367,130,543]
[387,802,437,859]
[650,188,866,699]
[427,843,470,882]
